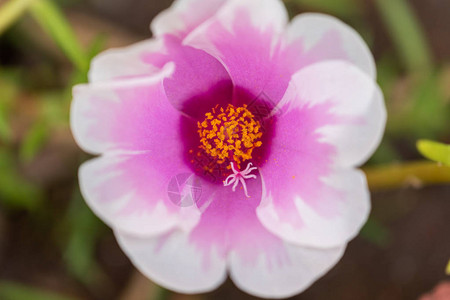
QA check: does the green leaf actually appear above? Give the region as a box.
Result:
[87,33,107,61]
[68,33,108,85]
[410,74,449,138]
[29,0,88,72]
[41,91,70,125]
[360,218,391,247]
[417,140,450,166]
[155,287,170,300]
[446,259,450,275]
[368,141,400,165]
[20,120,49,162]
[63,189,106,286]
[0,0,34,35]
[376,55,401,98]
[0,150,43,210]
[289,0,362,16]
[0,281,78,300]
[375,0,433,73]
[0,73,19,143]
[387,72,449,138]
[0,110,11,143]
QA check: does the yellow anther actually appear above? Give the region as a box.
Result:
[197,104,263,168]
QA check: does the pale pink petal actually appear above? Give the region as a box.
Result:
[184,0,289,103]
[89,38,169,83]
[229,244,345,299]
[79,154,200,237]
[151,0,228,39]
[257,60,385,248]
[92,35,233,119]
[116,173,345,298]
[192,178,345,298]
[71,64,175,154]
[116,229,227,294]
[73,64,203,236]
[258,168,370,248]
[88,0,230,84]
[281,60,386,168]
[283,13,376,78]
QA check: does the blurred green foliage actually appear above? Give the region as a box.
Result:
[0,0,34,35]
[374,0,433,74]
[360,218,391,248]
[63,188,106,287]
[0,149,44,210]
[0,1,108,297]
[0,72,17,143]
[288,0,362,17]
[29,0,88,73]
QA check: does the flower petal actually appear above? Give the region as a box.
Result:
[71,64,175,155]
[184,0,289,103]
[116,229,227,294]
[116,172,346,298]
[73,65,203,237]
[284,13,376,78]
[191,175,345,298]
[258,168,370,248]
[161,36,233,120]
[189,174,278,263]
[89,0,230,84]
[79,154,200,237]
[89,38,169,83]
[281,60,386,168]
[229,244,345,299]
[257,60,384,248]
[151,0,228,39]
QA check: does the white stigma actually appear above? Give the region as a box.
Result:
[223,162,258,198]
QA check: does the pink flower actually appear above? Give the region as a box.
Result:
[71,0,386,298]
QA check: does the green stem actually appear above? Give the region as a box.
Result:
[364,161,450,191]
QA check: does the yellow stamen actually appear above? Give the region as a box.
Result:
[197,104,263,168]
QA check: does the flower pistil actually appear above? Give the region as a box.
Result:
[223,162,258,197]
